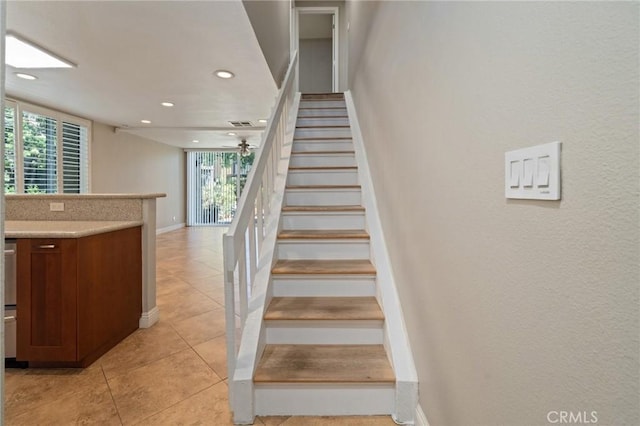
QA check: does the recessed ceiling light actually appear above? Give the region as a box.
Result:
[5,33,75,69]
[258,119,267,124]
[15,72,37,80]
[192,140,199,143]
[140,119,151,124]
[215,70,235,79]
[227,132,237,136]
[161,101,174,107]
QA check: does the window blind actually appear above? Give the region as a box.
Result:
[187,151,255,226]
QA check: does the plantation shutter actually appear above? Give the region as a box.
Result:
[4,103,17,194]
[22,110,57,194]
[62,121,89,193]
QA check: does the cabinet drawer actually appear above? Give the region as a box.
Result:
[28,239,62,253]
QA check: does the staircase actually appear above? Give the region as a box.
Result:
[252,93,397,417]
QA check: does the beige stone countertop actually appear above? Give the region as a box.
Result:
[5,193,166,200]
[5,220,144,238]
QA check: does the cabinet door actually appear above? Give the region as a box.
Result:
[17,239,78,362]
[77,227,142,361]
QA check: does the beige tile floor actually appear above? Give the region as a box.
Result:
[5,227,396,425]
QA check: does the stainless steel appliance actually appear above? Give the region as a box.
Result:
[5,240,17,359]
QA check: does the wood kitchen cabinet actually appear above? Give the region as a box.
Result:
[17,226,142,367]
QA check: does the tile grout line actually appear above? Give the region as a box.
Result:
[101,343,193,383]
[132,383,219,426]
[101,365,125,426]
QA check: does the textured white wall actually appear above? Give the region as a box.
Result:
[243,0,291,86]
[91,122,186,230]
[347,2,639,425]
[346,0,379,87]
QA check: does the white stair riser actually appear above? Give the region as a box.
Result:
[265,321,384,344]
[287,170,358,186]
[290,154,356,168]
[281,212,366,230]
[297,108,348,117]
[285,189,361,206]
[254,384,394,416]
[292,141,354,152]
[298,100,346,108]
[297,117,350,127]
[294,128,352,139]
[277,240,370,260]
[272,276,377,297]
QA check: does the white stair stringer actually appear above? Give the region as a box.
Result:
[345,90,420,425]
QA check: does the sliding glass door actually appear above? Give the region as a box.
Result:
[186,151,255,226]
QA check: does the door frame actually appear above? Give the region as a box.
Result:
[294,6,339,93]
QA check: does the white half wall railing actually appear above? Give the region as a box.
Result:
[223,51,298,403]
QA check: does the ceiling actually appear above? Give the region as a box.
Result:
[5,0,277,149]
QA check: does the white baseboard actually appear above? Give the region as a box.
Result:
[415,404,430,426]
[156,223,185,235]
[139,306,159,328]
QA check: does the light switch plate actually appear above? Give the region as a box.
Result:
[505,141,561,200]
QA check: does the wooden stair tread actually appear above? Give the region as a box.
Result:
[272,259,376,275]
[298,107,347,110]
[254,344,394,383]
[281,205,364,212]
[301,93,345,100]
[293,137,352,141]
[288,166,357,171]
[286,184,360,190]
[298,115,348,119]
[265,297,384,321]
[291,151,355,155]
[278,229,369,240]
[296,125,350,129]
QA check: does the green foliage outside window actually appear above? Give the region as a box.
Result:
[4,106,60,194]
[22,111,57,194]
[194,151,255,224]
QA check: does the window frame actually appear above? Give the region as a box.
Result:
[5,99,92,194]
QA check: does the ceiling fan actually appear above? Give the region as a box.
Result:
[223,138,257,157]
